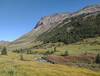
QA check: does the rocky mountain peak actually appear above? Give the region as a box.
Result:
[34,13,70,29]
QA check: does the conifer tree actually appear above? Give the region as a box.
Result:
[95,53,100,64]
[1,47,7,55]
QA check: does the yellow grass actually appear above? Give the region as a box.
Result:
[0,52,100,76]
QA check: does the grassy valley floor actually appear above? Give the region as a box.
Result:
[0,52,100,76]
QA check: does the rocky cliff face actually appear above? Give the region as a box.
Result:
[34,13,70,30]
[8,4,100,50]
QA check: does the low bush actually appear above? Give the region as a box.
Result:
[95,53,100,64]
[1,47,7,55]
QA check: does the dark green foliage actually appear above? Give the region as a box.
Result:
[41,56,48,60]
[37,13,100,44]
[17,49,24,61]
[44,48,57,55]
[1,47,7,55]
[53,47,57,52]
[61,50,69,56]
[32,51,38,54]
[20,54,24,61]
[20,49,24,60]
[13,48,33,54]
[44,50,54,55]
[20,49,23,53]
[26,49,33,54]
[95,53,100,64]
[13,49,21,53]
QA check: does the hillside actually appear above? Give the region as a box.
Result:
[37,5,100,44]
[8,5,100,50]
[8,13,70,49]
[1,1,100,76]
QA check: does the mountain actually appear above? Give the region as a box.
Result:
[9,13,70,49]
[37,5,100,44]
[0,41,9,46]
[8,4,100,50]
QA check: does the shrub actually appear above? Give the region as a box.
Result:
[53,47,57,52]
[19,49,24,61]
[41,56,48,60]
[26,49,33,54]
[61,50,69,56]
[20,54,24,61]
[1,47,7,55]
[12,49,20,53]
[44,47,57,55]
[95,53,100,64]
[44,50,53,55]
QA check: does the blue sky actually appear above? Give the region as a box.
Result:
[0,0,100,41]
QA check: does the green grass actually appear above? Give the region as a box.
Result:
[33,42,100,55]
[0,37,100,76]
[31,37,100,55]
[0,52,100,76]
[55,44,100,55]
[51,37,100,55]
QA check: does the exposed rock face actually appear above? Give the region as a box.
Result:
[34,13,70,30]
[34,5,100,33]
[8,4,100,50]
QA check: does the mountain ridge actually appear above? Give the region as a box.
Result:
[8,4,100,50]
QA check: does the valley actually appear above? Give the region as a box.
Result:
[0,4,100,76]
[0,36,100,76]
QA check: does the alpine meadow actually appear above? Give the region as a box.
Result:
[0,0,100,76]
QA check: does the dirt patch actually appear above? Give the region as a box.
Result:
[46,53,96,64]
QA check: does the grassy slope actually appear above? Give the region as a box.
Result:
[0,52,100,76]
[55,43,100,55]
[56,37,100,55]
[32,37,100,55]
